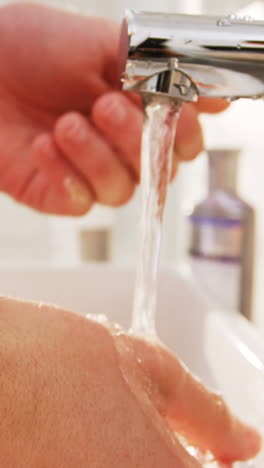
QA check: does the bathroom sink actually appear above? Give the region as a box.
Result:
[0,264,263,465]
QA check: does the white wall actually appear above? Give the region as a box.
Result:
[201,0,251,14]
[22,0,201,18]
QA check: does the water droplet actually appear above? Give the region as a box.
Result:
[217,17,231,26]
[228,13,238,21]
[237,43,242,50]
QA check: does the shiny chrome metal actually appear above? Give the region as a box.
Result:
[129,57,199,102]
[120,11,264,101]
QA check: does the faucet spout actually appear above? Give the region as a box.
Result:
[119,10,264,101]
[126,57,198,103]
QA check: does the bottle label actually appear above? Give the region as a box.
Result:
[190,217,243,261]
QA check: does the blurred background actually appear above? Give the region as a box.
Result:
[0,0,264,334]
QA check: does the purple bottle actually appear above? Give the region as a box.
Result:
[189,149,255,320]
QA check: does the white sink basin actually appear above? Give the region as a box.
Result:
[0,264,263,466]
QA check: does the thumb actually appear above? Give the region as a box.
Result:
[129,336,262,465]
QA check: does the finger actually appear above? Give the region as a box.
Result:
[55,112,136,207]
[18,169,73,216]
[0,151,38,201]
[92,91,143,180]
[125,91,144,109]
[129,338,262,464]
[175,104,204,161]
[162,349,262,463]
[194,97,230,114]
[32,134,93,216]
[0,151,77,216]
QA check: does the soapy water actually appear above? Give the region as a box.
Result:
[130,96,180,337]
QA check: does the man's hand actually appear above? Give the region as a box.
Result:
[0,3,229,215]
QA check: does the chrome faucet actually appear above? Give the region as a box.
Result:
[119,11,264,103]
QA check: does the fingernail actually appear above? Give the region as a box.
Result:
[61,115,87,143]
[99,95,127,125]
[64,177,91,209]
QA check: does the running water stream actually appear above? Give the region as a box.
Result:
[129,95,254,468]
[130,96,180,337]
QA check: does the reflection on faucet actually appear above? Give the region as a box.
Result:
[120,11,264,101]
[125,57,199,104]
